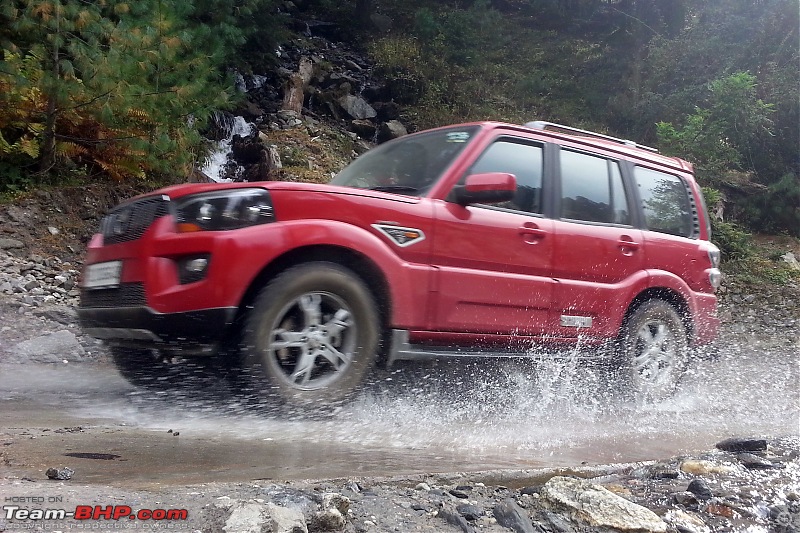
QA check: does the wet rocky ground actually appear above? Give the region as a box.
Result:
[1,206,799,532]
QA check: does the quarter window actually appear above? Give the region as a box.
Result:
[465,140,543,214]
[634,167,693,237]
[560,150,629,224]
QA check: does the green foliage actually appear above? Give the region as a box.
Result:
[752,173,800,235]
[711,218,753,263]
[0,0,284,185]
[656,72,774,178]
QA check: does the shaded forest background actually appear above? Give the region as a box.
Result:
[1,0,798,250]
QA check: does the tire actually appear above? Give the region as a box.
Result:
[616,299,689,403]
[242,262,379,407]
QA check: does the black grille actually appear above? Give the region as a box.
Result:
[100,196,170,245]
[79,283,146,308]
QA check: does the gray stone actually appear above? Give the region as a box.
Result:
[663,509,711,533]
[493,498,537,533]
[781,251,800,270]
[456,503,483,521]
[0,238,24,250]
[716,437,768,453]
[321,493,350,515]
[11,329,86,362]
[378,120,407,142]
[541,476,667,532]
[337,94,376,120]
[46,467,74,480]
[687,479,713,500]
[309,508,345,531]
[223,501,307,533]
[438,506,476,533]
[736,452,775,470]
[370,13,392,33]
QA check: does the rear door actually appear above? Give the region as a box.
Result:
[550,147,645,338]
[429,137,555,335]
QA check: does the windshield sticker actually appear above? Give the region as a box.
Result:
[446,132,471,143]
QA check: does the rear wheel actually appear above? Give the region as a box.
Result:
[617,299,689,403]
[243,262,379,407]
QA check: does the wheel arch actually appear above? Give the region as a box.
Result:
[623,287,693,340]
[233,244,391,336]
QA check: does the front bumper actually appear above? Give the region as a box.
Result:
[77,305,236,354]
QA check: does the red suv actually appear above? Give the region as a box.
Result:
[78,121,721,404]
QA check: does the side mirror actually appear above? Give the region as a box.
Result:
[452,172,516,205]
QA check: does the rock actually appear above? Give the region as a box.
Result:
[378,120,407,142]
[321,493,350,515]
[540,510,574,533]
[48,226,59,235]
[350,119,376,139]
[456,503,483,521]
[438,506,476,533]
[769,503,800,532]
[46,467,74,480]
[686,479,713,500]
[223,500,267,533]
[736,452,775,469]
[781,251,800,270]
[680,459,736,475]
[369,13,392,33]
[309,508,345,531]
[541,476,667,532]
[267,503,308,533]
[0,238,24,249]
[11,330,86,363]
[673,491,700,506]
[337,94,376,120]
[715,437,768,452]
[449,489,470,499]
[663,509,711,533]
[492,498,537,533]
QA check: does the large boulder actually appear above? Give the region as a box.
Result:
[541,476,667,532]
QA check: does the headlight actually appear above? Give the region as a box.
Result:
[174,189,275,232]
[706,243,721,268]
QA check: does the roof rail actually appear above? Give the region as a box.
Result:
[524,120,659,153]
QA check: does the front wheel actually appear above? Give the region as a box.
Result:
[242,262,379,407]
[616,299,689,403]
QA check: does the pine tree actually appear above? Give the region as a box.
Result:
[0,0,256,185]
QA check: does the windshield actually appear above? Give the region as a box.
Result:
[330,126,479,196]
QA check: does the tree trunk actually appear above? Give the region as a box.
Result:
[281,57,314,114]
[39,0,61,173]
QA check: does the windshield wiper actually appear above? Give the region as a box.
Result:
[368,185,419,193]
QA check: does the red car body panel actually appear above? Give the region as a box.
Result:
[78,121,720,357]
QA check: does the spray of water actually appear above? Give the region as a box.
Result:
[4,338,797,471]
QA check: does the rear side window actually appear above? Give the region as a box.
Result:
[634,167,693,237]
[560,150,630,225]
[467,139,543,214]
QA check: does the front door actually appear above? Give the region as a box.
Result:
[429,138,555,335]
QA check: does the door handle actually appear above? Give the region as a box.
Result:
[518,223,546,243]
[618,235,639,255]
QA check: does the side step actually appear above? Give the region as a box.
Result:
[386,329,608,367]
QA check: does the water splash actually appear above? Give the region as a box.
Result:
[4,339,798,471]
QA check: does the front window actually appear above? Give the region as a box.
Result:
[330,126,479,196]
